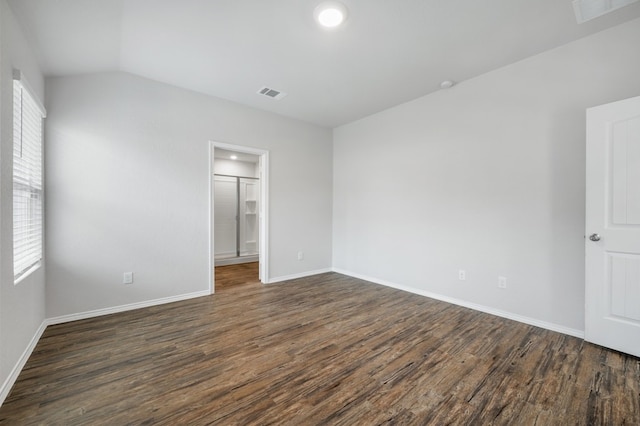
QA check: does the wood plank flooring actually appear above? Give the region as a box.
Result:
[215,262,259,290]
[1,272,639,425]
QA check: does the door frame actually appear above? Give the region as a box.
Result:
[209,141,269,293]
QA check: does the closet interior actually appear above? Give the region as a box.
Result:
[213,149,260,266]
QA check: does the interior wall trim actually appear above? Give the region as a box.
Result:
[45,290,211,326]
[0,321,48,407]
[266,268,333,284]
[332,268,585,339]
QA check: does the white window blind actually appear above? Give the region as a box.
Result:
[13,70,46,282]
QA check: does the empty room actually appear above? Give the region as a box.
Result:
[1,0,640,424]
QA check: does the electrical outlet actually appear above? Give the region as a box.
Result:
[498,276,507,289]
[458,269,466,281]
[297,251,304,261]
[123,272,134,284]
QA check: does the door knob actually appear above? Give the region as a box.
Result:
[589,233,601,242]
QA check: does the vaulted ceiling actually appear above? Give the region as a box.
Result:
[8,0,640,127]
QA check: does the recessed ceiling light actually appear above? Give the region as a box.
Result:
[230,155,238,160]
[440,80,455,89]
[314,1,348,28]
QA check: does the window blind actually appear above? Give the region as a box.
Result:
[13,70,46,281]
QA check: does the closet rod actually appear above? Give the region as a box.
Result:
[214,173,259,180]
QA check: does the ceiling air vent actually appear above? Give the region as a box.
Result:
[257,86,287,100]
[573,0,639,23]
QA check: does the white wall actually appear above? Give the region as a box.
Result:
[333,18,640,333]
[0,0,46,402]
[214,158,258,178]
[45,71,332,318]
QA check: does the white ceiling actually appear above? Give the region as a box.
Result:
[8,0,640,128]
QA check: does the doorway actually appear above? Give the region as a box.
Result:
[210,141,269,293]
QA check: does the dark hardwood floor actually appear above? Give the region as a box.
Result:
[1,272,639,424]
[215,261,259,290]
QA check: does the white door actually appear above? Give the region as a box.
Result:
[214,176,238,259]
[585,95,640,357]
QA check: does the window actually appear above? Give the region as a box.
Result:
[13,70,46,282]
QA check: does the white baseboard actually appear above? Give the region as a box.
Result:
[215,255,258,267]
[0,321,48,407]
[266,268,332,284]
[332,267,585,339]
[46,290,211,325]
